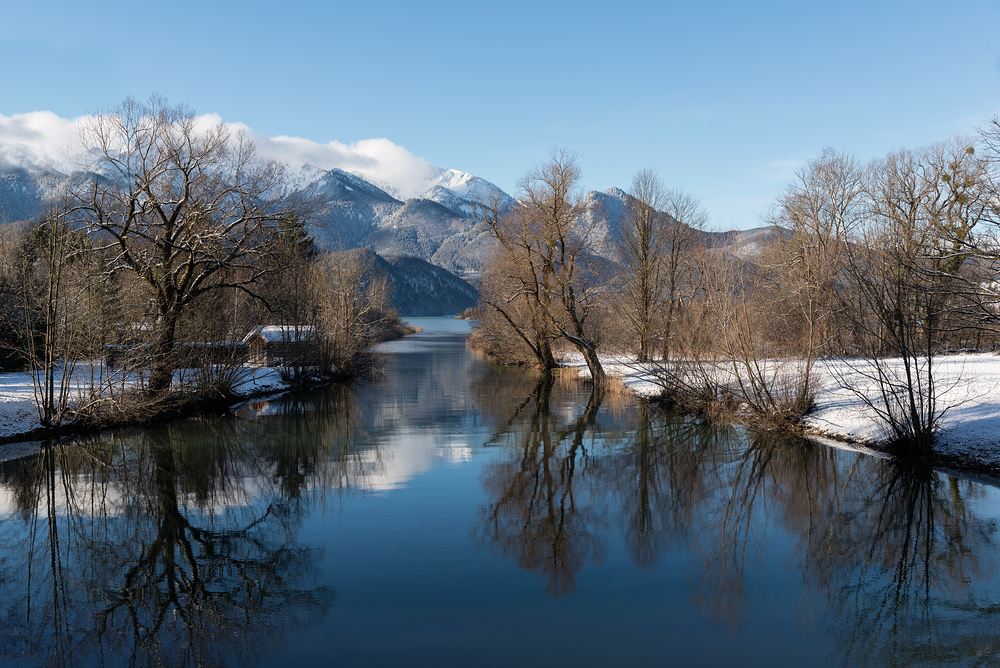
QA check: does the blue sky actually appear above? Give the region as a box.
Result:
[3,0,1000,229]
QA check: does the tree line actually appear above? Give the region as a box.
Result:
[473,125,1000,456]
[0,97,403,429]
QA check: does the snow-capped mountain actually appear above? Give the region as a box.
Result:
[0,165,71,223]
[414,169,516,217]
[0,121,764,285]
[282,156,513,222]
[0,133,507,276]
[299,167,496,277]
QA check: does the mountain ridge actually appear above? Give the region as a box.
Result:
[0,141,775,287]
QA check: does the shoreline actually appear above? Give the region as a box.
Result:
[0,326,424,458]
[557,351,1000,484]
[8,331,1000,485]
[0,370,325,458]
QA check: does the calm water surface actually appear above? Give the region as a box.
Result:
[2,317,1000,666]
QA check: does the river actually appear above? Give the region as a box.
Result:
[0,317,999,666]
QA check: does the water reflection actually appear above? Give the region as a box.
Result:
[693,434,852,629]
[475,377,741,598]
[0,385,382,666]
[0,323,999,665]
[596,404,737,572]
[476,375,1000,662]
[476,376,608,597]
[811,461,1000,666]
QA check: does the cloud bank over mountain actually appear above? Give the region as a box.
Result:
[256,134,440,200]
[0,110,444,200]
[0,111,84,172]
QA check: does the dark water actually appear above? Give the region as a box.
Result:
[1,317,1000,667]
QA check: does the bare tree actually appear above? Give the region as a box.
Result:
[915,131,1000,341]
[837,142,989,452]
[18,207,78,425]
[76,96,310,397]
[314,249,394,378]
[766,149,863,356]
[9,203,120,426]
[617,169,668,361]
[485,149,607,386]
[658,188,709,361]
[476,191,560,370]
[0,222,30,371]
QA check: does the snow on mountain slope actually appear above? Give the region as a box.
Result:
[0,164,73,223]
[415,169,516,216]
[283,163,329,192]
[304,169,403,249]
[369,165,514,218]
[578,187,630,257]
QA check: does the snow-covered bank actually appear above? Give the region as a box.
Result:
[0,367,289,453]
[0,324,424,456]
[559,351,1000,468]
[806,354,1000,468]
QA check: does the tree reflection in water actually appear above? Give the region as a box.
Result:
[476,376,607,597]
[0,385,379,667]
[0,357,998,664]
[476,374,742,596]
[692,434,852,629]
[813,460,1000,666]
[477,374,1000,662]
[594,403,738,571]
[691,435,1000,662]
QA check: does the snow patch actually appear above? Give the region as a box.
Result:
[559,351,1000,467]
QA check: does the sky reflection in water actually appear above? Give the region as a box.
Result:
[0,317,999,666]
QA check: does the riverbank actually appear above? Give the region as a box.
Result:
[559,351,1000,470]
[0,323,426,451]
[0,366,293,447]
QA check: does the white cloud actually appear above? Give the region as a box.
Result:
[253,134,440,199]
[0,111,84,172]
[0,110,443,199]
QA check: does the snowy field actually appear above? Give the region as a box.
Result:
[560,351,1000,469]
[806,354,1000,467]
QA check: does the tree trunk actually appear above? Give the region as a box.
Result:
[579,341,606,389]
[536,334,558,371]
[147,315,178,396]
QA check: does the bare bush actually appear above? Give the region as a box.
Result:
[313,249,396,379]
[833,140,992,453]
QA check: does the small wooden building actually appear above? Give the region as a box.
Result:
[242,325,321,367]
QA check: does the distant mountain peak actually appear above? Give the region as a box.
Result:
[413,169,515,218]
[283,162,328,191]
